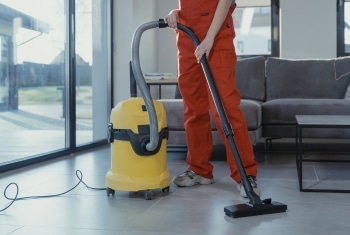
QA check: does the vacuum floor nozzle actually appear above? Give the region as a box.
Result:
[224,200,287,218]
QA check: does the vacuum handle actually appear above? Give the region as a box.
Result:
[158,19,168,28]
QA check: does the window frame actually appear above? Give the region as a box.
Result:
[235,0,280,59]
[337,0,349,56]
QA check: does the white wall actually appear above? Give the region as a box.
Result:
[113,0,158,105]
[113,0,178,105]
[279,0,337,59]
[133,0,158,73]
[113,1,133,105]
[156,1,178,75]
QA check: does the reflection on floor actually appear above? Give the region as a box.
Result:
[0,104,93,162]
[1,145,350,235]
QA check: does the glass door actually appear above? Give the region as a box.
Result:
[75,0,111,146]
[0,0,67,163]
[0,0,112,170]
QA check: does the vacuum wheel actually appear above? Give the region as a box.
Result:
[144,190,153,200]
[162,186,170,193]
[107,187,115,197]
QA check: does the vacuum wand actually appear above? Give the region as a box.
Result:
[199,47,261,205]
[159,19,287,218]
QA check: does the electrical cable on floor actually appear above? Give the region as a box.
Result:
[0,170,106,213]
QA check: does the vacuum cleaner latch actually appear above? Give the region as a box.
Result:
[107,123,114,143]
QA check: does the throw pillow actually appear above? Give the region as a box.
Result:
[345,84,350,100]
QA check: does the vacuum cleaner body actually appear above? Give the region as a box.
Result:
[106,97,170,194]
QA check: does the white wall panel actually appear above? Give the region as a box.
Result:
[280,0,337,59]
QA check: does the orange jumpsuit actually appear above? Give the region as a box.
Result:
[176,0,257,183]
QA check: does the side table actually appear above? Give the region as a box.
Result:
[145,77,178,99]
[295,115,350,193]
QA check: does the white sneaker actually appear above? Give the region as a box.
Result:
[173,170,214,187]
[237,175,260,198]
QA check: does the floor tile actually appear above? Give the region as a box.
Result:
[1,145,350,235]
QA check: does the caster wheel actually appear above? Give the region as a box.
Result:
[162,186,170,193]
[144,190,153,200]
[107,187,115,197]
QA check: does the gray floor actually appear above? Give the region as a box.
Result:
[1,145,350,235]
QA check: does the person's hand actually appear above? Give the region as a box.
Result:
[164,9,179,29]
[195,36,214,63]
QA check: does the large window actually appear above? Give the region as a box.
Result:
[338,0,350,56]
[233,0,279,58]
[75,0,111,146]
[0,0,112,171]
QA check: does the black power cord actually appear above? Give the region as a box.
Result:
[0,170,106,213]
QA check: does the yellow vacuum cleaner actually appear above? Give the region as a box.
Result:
[106,21,171,200]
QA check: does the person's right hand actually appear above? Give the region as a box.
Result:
[164,9,179,29]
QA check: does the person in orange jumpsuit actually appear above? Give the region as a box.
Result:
[164,0,259,197]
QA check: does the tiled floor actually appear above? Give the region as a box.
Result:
[1,145,350,235]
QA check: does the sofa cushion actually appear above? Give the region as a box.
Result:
[159,99,185,130]
[159,99,261,130]
[345,84,350,100]
[239,99,262,129]
[263,124,350,139]
[166,129,262,147]
[262,98,350,125]
[159,99,262,146]
[265,57,350,101]
[236,56,266,101]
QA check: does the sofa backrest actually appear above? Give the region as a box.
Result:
[265,56,350,101]
[236,56,266,101]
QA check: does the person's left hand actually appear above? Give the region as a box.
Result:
[194,36,214,63]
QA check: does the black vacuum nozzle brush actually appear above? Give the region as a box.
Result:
[221,136,287,218]
[221,137,287,218]
[224,198,287,218]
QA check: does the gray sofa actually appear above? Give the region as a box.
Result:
[159,56,350,148]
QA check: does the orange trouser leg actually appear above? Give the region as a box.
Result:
[177,37,214,179]
[207,49,257,183]
[176,1,257,182]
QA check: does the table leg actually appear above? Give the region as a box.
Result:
[296,125,303,191]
